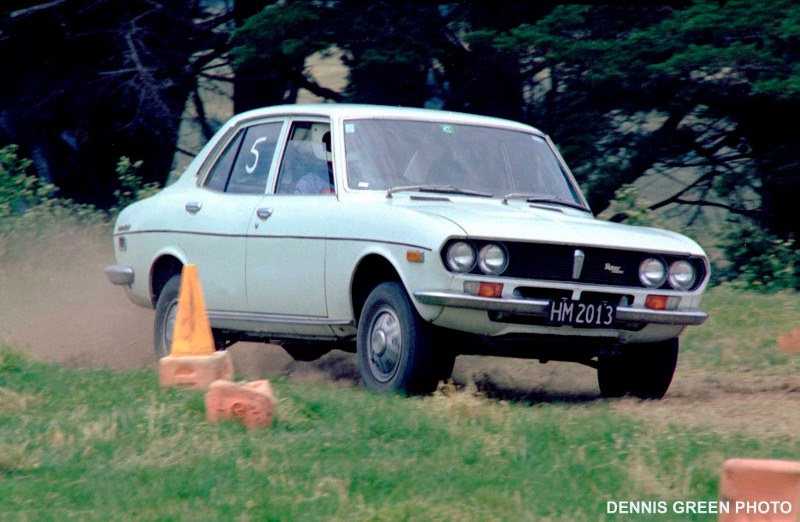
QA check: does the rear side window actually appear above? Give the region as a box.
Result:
[204,132,243,192]
[203,122,282,194]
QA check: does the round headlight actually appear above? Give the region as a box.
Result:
[668,260,696,290]
[639,258,667,288]
[445,241,476,273]
[478,243,508,275]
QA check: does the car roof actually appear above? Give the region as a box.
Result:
[231,103,544,135]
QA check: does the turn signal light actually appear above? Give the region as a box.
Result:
[406,250,425,263]
[645,295,669,310]
[464,281,504,298]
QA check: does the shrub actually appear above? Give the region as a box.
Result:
[112,156,160,213]
[0,144,158,262]
[719,222,798,292]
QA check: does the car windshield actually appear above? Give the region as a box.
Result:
[343,118,584,206]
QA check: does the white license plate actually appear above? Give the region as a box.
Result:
[546,299,616,328]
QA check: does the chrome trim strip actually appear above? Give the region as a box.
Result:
[207,310,352,327]
[413,291,708,326]
[572,249,585,280]
[105,265,134,286]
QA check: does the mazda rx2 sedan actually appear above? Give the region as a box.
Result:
[107,104,709,398]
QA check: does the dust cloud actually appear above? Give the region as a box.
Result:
[0,228,154,369]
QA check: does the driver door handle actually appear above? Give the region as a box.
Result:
[185,202,202,214]
[256,207,273,220]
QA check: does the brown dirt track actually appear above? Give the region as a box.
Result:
[1,234,798,441]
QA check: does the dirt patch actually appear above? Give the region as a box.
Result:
[1,231,798,441]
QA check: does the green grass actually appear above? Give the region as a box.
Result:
[681,286,800,373]
[1,299,799,522]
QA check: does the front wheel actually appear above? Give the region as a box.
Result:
[153,275,181,360]
[597,338,679,400]
[357,281,438,394]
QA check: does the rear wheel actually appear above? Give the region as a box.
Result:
[597,338,679,400]
[357,281,438,394]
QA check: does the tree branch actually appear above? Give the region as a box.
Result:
[9,0,68,19]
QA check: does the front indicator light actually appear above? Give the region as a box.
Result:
[406,250,425,263]
[464,281,504,298]
[645,295,679,310]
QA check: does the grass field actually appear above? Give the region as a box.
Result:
[1,288,798,521]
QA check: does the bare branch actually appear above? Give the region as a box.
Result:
[9,0,68,19]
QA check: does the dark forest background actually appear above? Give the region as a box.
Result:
[1,1,798,287]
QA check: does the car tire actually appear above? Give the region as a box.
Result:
[357,281,438,394]
[597,338,679,400]
[153,275,181,360]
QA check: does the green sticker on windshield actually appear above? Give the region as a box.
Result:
[441,124,455,134]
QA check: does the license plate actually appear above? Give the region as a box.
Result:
[546,299,616,328]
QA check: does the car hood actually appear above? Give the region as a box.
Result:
[404,199,705,256]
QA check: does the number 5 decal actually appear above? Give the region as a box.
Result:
[245,136,268,174]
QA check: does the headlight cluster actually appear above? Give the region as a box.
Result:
[445,241,508,275]
[638,257,696,290]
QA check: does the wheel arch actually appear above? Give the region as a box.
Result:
[150,254,184,307]
[350,254,403,325]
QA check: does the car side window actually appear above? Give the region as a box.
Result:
[275,121,334,195]
[226,122,282,194]
[203,132,244,192]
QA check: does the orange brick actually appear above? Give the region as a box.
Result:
[158,351,234,390]
[778,328,800,354]
[720,458,800,522]
[205,379,275,430]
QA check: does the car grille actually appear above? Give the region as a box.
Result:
[494,242,705,291]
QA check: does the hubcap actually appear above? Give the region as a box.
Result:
[367,306,402,382]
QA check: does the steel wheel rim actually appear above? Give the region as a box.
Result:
[367,305,403,383]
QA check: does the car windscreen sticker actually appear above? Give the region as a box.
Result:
[441,124,455,133]
[345,123,355,133]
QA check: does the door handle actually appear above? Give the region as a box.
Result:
[185,202,202,214]
[256,207,273,220]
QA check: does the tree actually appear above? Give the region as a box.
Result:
[0,0,230,206]
[492,1,800,239]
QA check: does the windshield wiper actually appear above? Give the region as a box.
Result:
[502,193,590,212]
[387,185,493,199]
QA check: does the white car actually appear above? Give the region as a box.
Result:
[106,104,709,397]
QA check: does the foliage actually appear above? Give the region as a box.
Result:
[0,144,51,218]
[718,222,798,292]
[112,157,160,213]
[606,184,664,228]
[0,145,156,262]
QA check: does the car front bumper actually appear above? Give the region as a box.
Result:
[413,290,708,327]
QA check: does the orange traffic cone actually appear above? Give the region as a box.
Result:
[159,264,234,389]
[170,264,215,356]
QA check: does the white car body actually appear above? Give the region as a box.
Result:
[108,104,709,396]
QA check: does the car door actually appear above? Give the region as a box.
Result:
[175,119,284,312]
[245,119,334,319]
